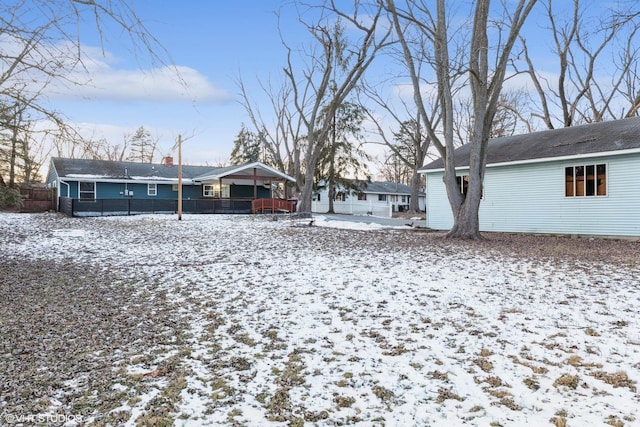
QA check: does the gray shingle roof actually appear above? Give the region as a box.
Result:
[341,179,423,195]
[362,181,414,195]
[420,117,640,171]
[50,157,215,180]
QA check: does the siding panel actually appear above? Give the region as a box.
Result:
[425,153,640,236]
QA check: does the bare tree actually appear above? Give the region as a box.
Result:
[514,0,640,128]
[362,77,441,212]
[0,0,170,185]
[238,75,304,186]
[376,150,411,185]
[285,2,392,213]
[0,99,51,186]
[454,89,533,142]
[387,0,537,239]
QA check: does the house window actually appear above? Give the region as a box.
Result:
[148,183,157,196]
[203,185,216,197]
[456,175,483,198]
[456,175,470,195]
[203,184,230,198]
[79,181,95,201]
[401,195,407,203]
[335,192,346,202]
[357,193,366,201]
[313,193,321,201]
[565,164,606,197]
[378,194,387,201]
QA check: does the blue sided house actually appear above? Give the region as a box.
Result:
[46,157,297,216]
[419,117,640,237]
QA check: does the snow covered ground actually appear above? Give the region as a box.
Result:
[1,212,639,426]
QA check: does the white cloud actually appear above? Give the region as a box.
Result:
[45,45,231,103]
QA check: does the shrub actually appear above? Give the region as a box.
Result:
[0,186,23,210]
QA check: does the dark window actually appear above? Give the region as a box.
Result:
[565,164,606,197]
[79,182,95,200]
[357,192,366,201]
[456,175,483,199]
[378,194,387,201]
[456,175,470,196]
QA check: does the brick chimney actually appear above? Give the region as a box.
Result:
[162,156,174,166]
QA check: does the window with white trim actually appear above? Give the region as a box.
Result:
[203,184,229,198]
[79,181,95,201]
[565,164,606,197]
[357,192,366,201]
[148,183,157,196]
[378,194,387,201]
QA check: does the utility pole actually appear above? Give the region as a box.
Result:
[177,134,183,220]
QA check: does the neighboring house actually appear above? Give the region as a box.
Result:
[46,157,296,216]
[312,180,425,217]
[419,117,640,237]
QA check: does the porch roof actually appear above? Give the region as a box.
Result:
[194,162,296,185]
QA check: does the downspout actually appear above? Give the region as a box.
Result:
[59,180,70,212]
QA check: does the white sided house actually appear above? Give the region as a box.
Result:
[312,181,425,217]
[419,117,640,237]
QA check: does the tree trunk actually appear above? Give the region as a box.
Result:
[298,167,315,213]
[409,169,421,212]
[327,183,335,213]
[446,181,483,240]
[447,132,485,239]
[9,125,18,187]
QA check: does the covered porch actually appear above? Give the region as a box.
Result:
[194,162,297,210]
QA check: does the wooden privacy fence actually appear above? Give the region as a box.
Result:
[20,187,55,212]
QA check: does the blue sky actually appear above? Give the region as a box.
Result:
[47,1,297,165]
[42,1,632,169]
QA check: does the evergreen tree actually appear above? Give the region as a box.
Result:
[0,101,40,187]
[229,125,262,165]
[127,126,156,163]
[314,101,370,213]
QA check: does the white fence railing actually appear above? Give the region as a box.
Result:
[312,199,393,217]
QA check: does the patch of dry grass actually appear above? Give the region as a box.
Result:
[553,374,580,390]
[590,371,637,392]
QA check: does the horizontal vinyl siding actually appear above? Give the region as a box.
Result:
[594,154,640,235]
[425,172,454,230]
[64,181,201,200]
[481,163,562,233]
[179,185,202,199]
[425,153,640,236]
